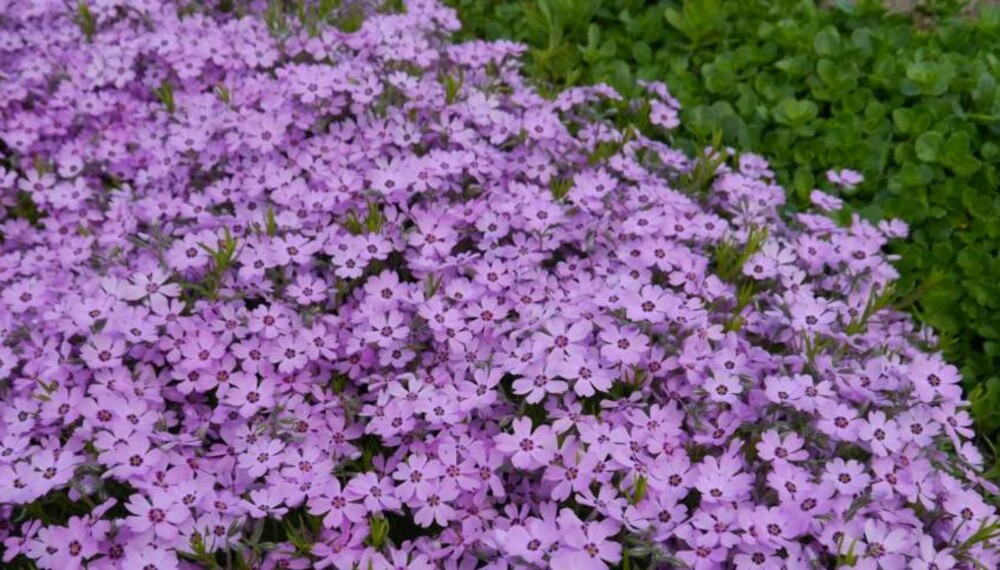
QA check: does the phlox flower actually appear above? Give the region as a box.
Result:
[755,430,808,463]
[223,377,276,418]
[124,491,190,542]
[80,334,127,370]
[104,436,165,479]
[810,189,844,212]
[536,318,591,365]
[363,310,410,348]
[856,411,902,457]
[676,532,729,569]
[703,373,743,404]
[789,295,836,334]
[239,439,285,478]
[598,326,649,366]
[267,333,309,373]
[248,305,292,339]
[495,417,557,470]
[823,458,871,496]
[121,544,180,570]
[551,512,622,570]
[511,360,568,404]
[307,478,366,530]
[123,269,180,303]
[287,273,328,305]
[392,454,444,502]
[753,506,805,549]
[346,472,401,513]
[500,518,559,564]
[413,480,459,527]
[911,536,956,570]
[827,168,863,188]
[855,519,913,569]
[24,516,99,570]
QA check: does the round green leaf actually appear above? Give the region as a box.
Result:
[915,132,944,163]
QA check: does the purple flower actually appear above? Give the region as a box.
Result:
[495,417,557,470]
[124,491,190,543]
[346,472,401,513]
[598,326,649,366]
[393,454,444,502]
[307,478,366,529]
[823,458,872,496]
[856,411,902,457]
[755,430,808,463]
[827,168,864,188]
[0,2,994,565]
[552,512,622,569]
[80,334,127,370]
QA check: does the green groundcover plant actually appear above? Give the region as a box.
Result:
[451,0,1000,463]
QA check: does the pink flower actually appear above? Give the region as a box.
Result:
[346,472,401,513]
[80,334,127,369]
[552,513,622,570]
[239,439,285,478]
[857,411,902,457]
[122,544,180,570]
[598,326,649,366]
[364,310,410,348]
[267,333,309,373]
[393,454,443,502]
[413,481,459,527]
[512,360,568,404]
[823,459,871,496]
[827,168,864,188]
[755,430,808,463]
[125,491,191,542]
[703,373,743,404]
[501,519,558,564]
[24,517,99,570]
[753,506,804,549]
[495,417,557,470]
[223,377,276,418]
[308,478,366,529]
[860,519,913,568]
[536,318,592,364]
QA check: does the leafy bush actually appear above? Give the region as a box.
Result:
[4,0,1000,567]
[451,0,1000,460]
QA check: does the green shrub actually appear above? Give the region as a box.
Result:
[450,0,1000,457]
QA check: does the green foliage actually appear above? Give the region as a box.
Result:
[75,1,96,41]
[154,80,176,114]
[183,228,240,302]
[450,0,1000,450]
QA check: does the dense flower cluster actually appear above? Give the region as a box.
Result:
[1,0,998,568]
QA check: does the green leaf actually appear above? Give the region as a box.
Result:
[813,26,841,57]
[958,248,992,277]
[941,131,982,177]
[972,72,997,111]
[664,0,727,50]
[793,166,815,201]
[154,80,176,114]
[631,41,652,65]
[76,0,96,40]
[774,55,810,78]
[895,162,934,187]
[915,132,944,163]
[773,97,818,127]
[904,60,956,96]
[702,60,737,95]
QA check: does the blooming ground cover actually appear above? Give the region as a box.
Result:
[450,0,1000,460]
[1,0,999,568]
